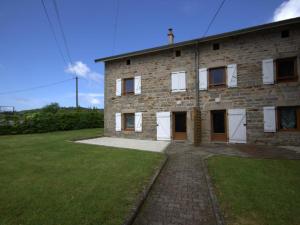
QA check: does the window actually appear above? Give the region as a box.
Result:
[213,43,220,50]
[175,50,181,57]
[171,71,186,92]
[126,59,131,65]
[278,107,300,131]
[209,67,226,87]
[276,57,297,82]
[124,113,134,130]
[123,78,134,95]
[281,30,290,38]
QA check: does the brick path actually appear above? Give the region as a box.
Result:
[132,142,299,225]
[133,143,218,225]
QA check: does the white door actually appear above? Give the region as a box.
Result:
[156,112,171,141]
[228,109,247,143]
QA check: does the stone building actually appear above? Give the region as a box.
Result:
[95,17,300,146]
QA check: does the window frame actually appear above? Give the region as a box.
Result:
[277,106,300,132]
[123,113,135,131]
[276,57,298,82]
[123,78,134,95]
[208,66,227,88]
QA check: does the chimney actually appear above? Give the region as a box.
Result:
[167,28,174,44]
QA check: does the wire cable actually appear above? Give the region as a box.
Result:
[52,0,73,64]
[41,0,68,65]
[202,0,227,37]
[0,78,74,95]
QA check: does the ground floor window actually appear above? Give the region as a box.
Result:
[278,106,300,131]
[124,113,134,131]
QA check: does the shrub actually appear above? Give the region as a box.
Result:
[0,104,104,135]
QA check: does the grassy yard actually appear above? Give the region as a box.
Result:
[207,156,300,225]
[0,129,164,225]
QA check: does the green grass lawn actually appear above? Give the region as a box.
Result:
[0,129,164,225]
[207,156,300,225]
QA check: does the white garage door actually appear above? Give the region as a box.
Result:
[228,109,247,143]
[156,112,171,141]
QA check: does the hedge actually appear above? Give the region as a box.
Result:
[0,104,104,135]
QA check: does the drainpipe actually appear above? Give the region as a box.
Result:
[195,41,200,107]
[194,41,200,146]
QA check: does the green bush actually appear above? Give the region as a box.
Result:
[0,103,104,135]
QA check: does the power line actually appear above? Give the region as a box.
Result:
[52,0,79,108]
[52,0,73,64]
[202,0,227,37]
[112,0,120,54]
[41,0,68,66]
[0,78,74,95]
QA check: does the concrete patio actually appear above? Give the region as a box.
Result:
[76,137,170,152]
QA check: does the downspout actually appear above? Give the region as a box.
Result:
[194,41,200,145]
[195,41,199,107]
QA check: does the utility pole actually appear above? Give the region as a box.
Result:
[76,76,79,108]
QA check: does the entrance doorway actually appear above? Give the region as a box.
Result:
[173,112,187,140]
[211,110,227,142]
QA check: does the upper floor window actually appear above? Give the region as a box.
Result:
[116,76,141,96]
[209,67,226,87]
[171,71,186,92]
[175,50,181,57]
[278,106,300,131]
[126,59,131,65]
[123,78,134,95]
[213,43,220,50]
[281,30,290,38]
[276,57,297,82]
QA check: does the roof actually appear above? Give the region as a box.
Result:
[95,17,300,63]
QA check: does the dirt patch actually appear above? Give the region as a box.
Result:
[233,144,300,160]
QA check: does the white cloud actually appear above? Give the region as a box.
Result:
[65,61,103,83]
[79,93,104,106]
[273,0,300,21]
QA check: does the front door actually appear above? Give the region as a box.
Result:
[156,112,171,141]
[173,112,187,140]
[211,110,227,142]
[228,109,247,143]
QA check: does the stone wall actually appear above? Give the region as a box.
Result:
[104,23,300,145]
[104,46,197,143]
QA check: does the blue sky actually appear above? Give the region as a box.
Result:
[0,0,299,110]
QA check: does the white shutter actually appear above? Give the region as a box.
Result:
[116,79,122,96]
[171,72,186,92]
[199,68,208,90]
[262,59,274,84]
[135,112,142,132]
[263,107,276,132]
[134,76,141,95]
[227,64,237,87]
[115,113,121,131]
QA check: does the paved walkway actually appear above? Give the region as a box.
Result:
[132,142,300,225]
[76,137,170,152]
[133,143,219,225]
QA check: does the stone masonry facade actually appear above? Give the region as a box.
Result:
[102,21,300,145]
